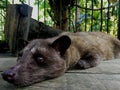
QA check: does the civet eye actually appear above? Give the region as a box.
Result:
[34,54,46,65]
[37,57,44,63]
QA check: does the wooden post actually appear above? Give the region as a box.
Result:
[4,4,62,53]
[4,4,32,53]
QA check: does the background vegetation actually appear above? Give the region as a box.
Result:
[0,0,119,40]
[34,0,119,36]
[0,0,8,40]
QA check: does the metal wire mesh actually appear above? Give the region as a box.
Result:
[1,0,120,38]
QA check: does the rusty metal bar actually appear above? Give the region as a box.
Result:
[37,0,40,21]
[68,7,71,31]
[91,0,94,31]
[5,0,8,10]
[100,0,103,31]
[107,0,110,33]
[12,0,14,4]
[44,0,46,24]
[85,0,88,31]
[117,0,120,39]
[59,0,62,30]
[75,0,78,32]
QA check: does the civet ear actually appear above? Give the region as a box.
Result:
[51,35,71,56]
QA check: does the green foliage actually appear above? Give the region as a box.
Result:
[0,0,7,9]
[33,0,118,36]
[0,0,9,40]
[0,0,118,40]
[34,0,54,26]
[76,0,118,36]
[0,31,5,40]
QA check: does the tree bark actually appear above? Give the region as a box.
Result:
[48,0,75,31]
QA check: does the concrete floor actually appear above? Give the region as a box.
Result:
[0,57,120,90]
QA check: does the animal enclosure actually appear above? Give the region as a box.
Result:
[0,0,120,52]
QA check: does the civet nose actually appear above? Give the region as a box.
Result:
[1,69,16,83]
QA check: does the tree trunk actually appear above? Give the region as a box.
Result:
[48,0,75,31]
